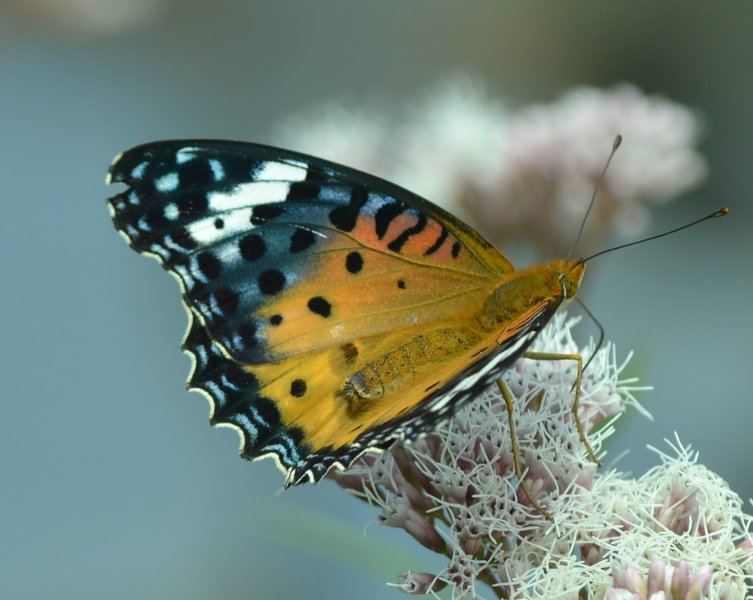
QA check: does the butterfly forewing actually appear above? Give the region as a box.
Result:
[108,140,538,483]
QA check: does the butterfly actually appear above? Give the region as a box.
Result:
[107,140,585,486]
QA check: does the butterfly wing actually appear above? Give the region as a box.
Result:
[108,140,540,483]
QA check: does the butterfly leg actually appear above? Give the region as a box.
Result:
[522,351,601,466]
[496,377,553,521]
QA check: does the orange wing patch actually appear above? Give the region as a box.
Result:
[255,209,502,360]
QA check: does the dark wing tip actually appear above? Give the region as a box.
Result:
[106,140,195,186]
[106,142,160,185]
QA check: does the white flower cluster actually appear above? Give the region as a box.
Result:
[276,81,706,255]
[467,84,707,253]
[331,315,752,599]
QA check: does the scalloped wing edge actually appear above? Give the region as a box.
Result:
[181,301,542,486]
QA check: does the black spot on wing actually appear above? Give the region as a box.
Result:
[213,287,240,315]
[172,228,197,251]
[176,192,209,218]
[258,269,286,295]
[340,342,358,366]
[287,181,321,202]
[328,187,368,232]
[374,201,403,239]
[144,207,167,231]
[290,379,307,397]
[197,251,221,280]
[289,227,317,253]
[451,241,461,258]
[307,296,332,318]
[387,212,427,253]
[180,158,215,187]
[345,251,363,273]
[237,321,259,349]
[424,227,449,256]
[251,204,285,225]
[239,234,266,261]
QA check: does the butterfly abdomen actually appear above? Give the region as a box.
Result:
[337,327,484,416]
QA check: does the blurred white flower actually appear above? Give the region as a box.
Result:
[331,315,752,599]
[276,79,509,221]
[466,84,708,253]
[390,79,509,218]
[275,103,389,177]
[1,0,166,36]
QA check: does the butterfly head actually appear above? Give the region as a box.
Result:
[480,259,585,335]
[552,258,586,300]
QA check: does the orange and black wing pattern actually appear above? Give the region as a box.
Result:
[107,140,545,483]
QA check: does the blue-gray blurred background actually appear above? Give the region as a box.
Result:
[1,2,751,599]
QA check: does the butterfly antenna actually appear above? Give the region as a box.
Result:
[575,297,604,376]
[582,207,729,264]
[567,134,623,259]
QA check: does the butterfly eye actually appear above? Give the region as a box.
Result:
[558,272,569,295]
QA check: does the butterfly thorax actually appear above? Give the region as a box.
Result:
[478,259,586,335]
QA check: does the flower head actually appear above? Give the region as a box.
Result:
[463,84,707,254]
[330,316,752,599]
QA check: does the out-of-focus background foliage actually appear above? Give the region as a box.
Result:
[1,2,750,599]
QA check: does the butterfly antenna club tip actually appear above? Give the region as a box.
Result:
[568,133,623,258]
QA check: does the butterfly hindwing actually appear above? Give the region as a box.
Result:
[108,140,540,483]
